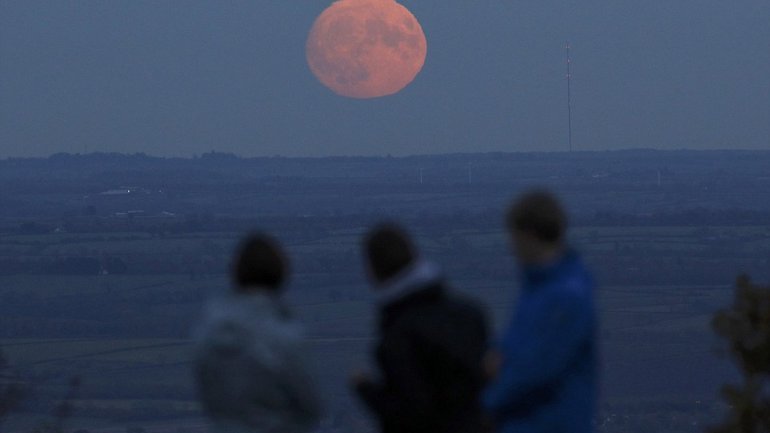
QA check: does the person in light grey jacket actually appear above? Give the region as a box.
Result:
[194,234,322,433]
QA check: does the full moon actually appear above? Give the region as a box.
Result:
[306,0,427,99]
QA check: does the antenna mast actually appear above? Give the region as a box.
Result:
[566,41,573,153]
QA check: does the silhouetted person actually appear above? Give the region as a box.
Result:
[194,234,321,433]
[353,223,489,433]
[482,191,597,433]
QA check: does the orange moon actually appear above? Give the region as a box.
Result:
[306,0,427,99]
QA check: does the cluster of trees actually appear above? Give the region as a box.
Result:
[0,351,80,433]
[710,276,770,432]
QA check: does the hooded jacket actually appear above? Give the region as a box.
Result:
[194,291,322,433]
[483,251,597,433]
[356,261,489,433]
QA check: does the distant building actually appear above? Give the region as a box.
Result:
[99,186,144,195]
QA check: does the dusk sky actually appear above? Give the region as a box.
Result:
[1,0,768,157]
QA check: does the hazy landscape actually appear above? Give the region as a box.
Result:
[1,150,768,433]
[2,0,768,430]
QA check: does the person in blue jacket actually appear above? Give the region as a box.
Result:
[483,190,598,433]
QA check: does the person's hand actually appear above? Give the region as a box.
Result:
[483,350,503,380]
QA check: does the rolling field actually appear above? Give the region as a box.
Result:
[1,223,765,432]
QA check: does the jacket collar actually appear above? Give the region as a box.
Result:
[375,260,444,308]
[206,290,290,322]
[520,249,580,288]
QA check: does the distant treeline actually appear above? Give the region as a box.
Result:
[4,149,770,164]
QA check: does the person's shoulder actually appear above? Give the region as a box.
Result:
[440,291,489,341]
[552,255,593,291]
[540,272,593,316]
[442,290,487,321]
[388,284,485,321]
[445,290,483,308]
[564,267,594,297]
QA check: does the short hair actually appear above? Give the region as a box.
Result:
[233,233,287,291]
[507,190,567,243]
[364,223,416,283]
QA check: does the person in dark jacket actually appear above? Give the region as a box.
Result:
[194,234,322,433]
[482,191,598,433]
[353,223,489,433]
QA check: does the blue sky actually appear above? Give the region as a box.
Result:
[0,0,768,157]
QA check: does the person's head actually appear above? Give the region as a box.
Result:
[506,190,567,264]
[232,233,288,294]
[363,223,416,285]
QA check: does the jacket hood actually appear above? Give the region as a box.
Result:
[375,259,443,307]
[203,291,289,322]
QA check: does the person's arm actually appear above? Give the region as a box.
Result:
[281,339,323,429]
[483,291,593,418]
[355,327,434,427]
